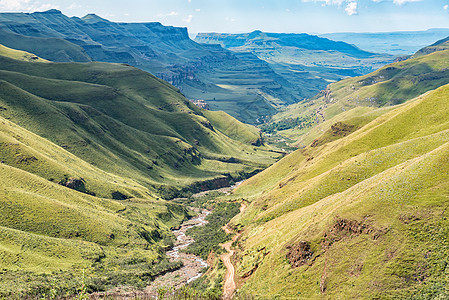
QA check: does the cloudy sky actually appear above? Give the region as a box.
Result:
[1,0,449,34]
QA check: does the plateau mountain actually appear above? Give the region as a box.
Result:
[195,31,395,100]
[0,10,300,123]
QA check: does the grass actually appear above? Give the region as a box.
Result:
[265,48,449,147]
[0,50,280,196]
[0,47,280,297]
[0,11,305,124]
[228,83,449,298]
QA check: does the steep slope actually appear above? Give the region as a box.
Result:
[230,84,449,299]
[195,31,395,98]
[0,10,299,123]
[0,45,281,296]
[413,34,449,57]
[268,46,449,147]
[0,48,280,198]
[0,114,188,296]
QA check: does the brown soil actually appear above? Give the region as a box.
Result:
[286,241,313,268]
[322,218,378,249]
[220,203,246,300]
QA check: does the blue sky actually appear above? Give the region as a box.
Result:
[1,0,449,34]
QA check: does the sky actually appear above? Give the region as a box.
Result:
[1,0,449,34]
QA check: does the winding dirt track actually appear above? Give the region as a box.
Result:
[221,203,247,299]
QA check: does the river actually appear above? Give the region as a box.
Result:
[144,208,211,296]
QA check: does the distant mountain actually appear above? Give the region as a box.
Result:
[263,37,449,147]
[195,31,394,101]
[413,34,449,57]
[196,30,374,56]
[0,10,300,123]
[320,28,449,55]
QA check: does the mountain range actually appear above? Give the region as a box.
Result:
[195,30,395,99]
[321,28,449,55]
[2,8,449,299]
[0,10,393,124]
[265,34,449,148]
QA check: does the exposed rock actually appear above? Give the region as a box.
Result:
[322,218,384,249]
[63,177,85,190]
[15,155,38,164]
[112,191,130,200]
[286,241,313,268]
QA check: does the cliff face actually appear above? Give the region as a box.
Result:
[195,31,374,56]
[195,31,395,107]
[0,10,302,123]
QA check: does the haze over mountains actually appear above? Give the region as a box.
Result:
[321,28,449,55]
[0,9,395,124]
[2,6,449,300]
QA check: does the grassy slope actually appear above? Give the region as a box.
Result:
[0,51,279,197]
[0,12,300,124]
[231,84,449,299]
[0,44,49,62]
[0,46,279,296]
[268,49,449,147]
[0,28,91,62]
[0,115,188,294]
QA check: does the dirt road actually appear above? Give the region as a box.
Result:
[220,202,246,299]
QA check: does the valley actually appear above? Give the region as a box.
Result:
[1,4,449,300]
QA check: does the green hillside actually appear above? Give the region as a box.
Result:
[229,83,449,299]
[413,35,449,57]
[266,47,449,147]
[0,48,279,198]
[0,113,188,296]
[0,45,281,297]
[0,10,302,124]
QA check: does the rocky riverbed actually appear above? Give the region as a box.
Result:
[144,208,211,296]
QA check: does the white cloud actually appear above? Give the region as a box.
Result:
[225,17,236,22]
[195,8,201,12]
[0,0,30,11]
[302,0,346,6]
[67,2,81,10]
[445,4,449,11]
[392,0,421,5]
[0,0,58,12]
[157,11,179,17]
[183,14,193,23]
[35,3,55,11]
[345,1,357,15]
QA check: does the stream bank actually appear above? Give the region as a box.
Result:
[144,208,211,296]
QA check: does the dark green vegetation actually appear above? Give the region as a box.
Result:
[195,31,395,100]
[185,202,240,260]
[0,46,279,195]
[260,115,314,134]
[0,45,280,298]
